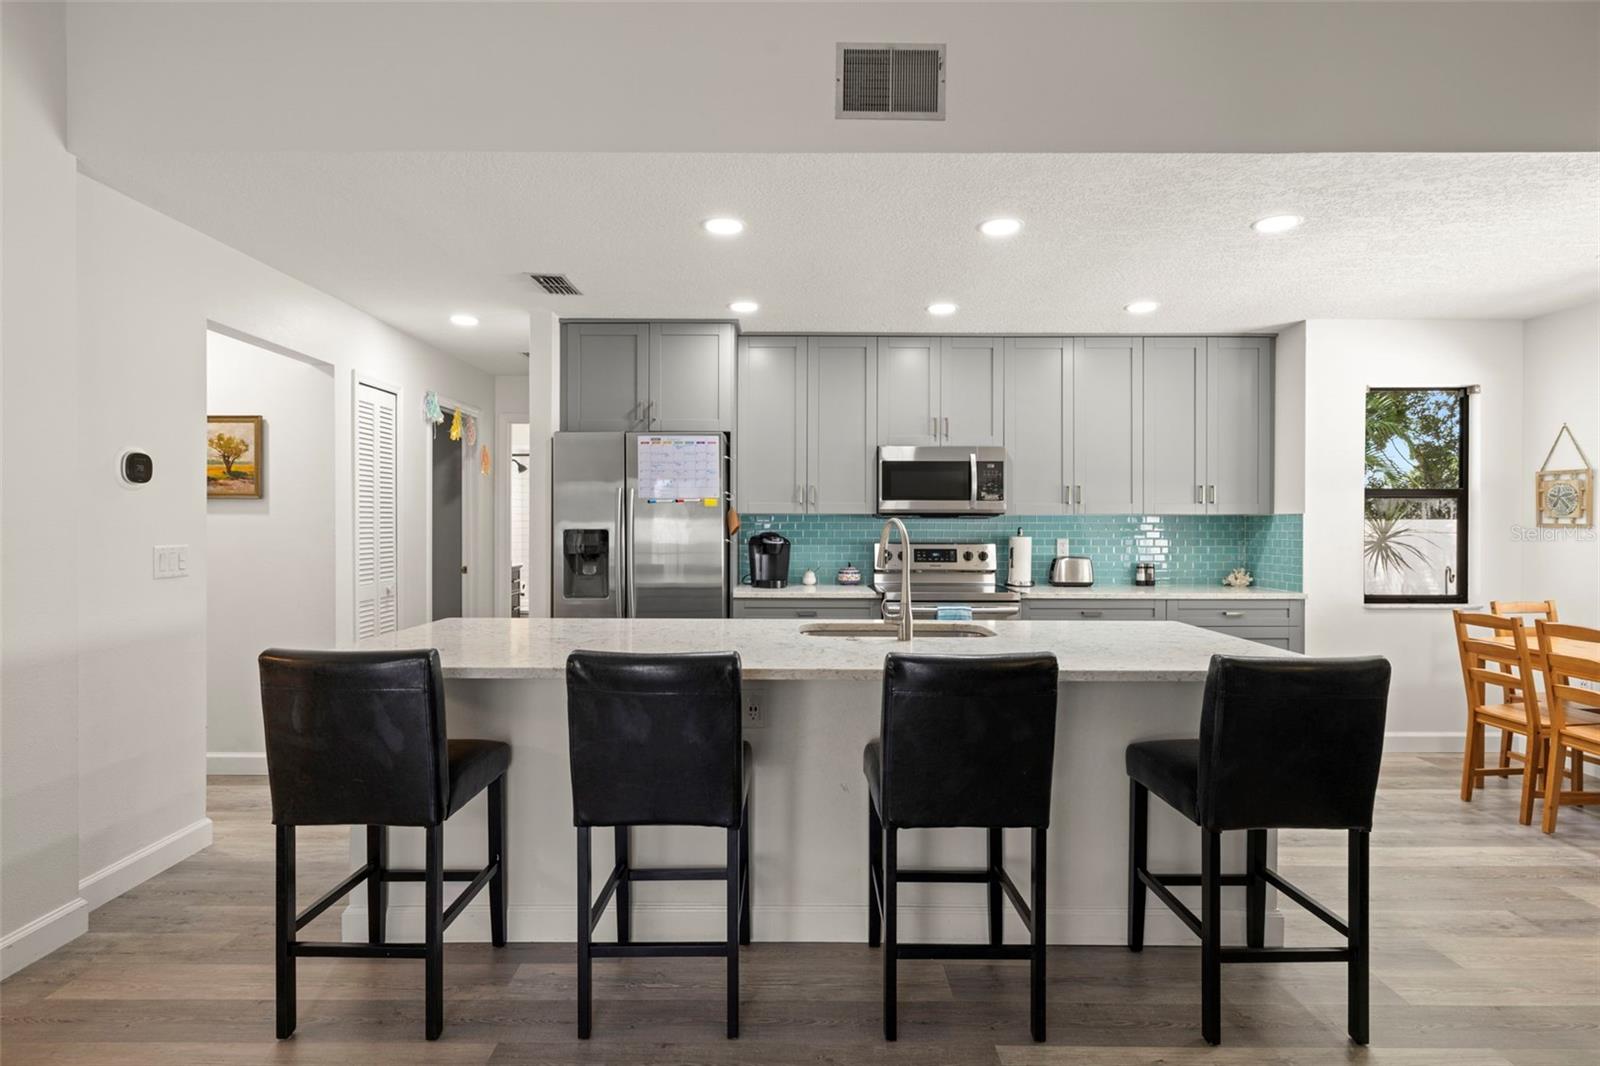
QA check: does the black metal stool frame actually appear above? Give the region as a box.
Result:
[275,776,508,1041]
[868,805,1047,1042]
[576,792,752,1040]
[1127,789,1371,1048]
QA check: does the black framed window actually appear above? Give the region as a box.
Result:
[1364,388,1469,604]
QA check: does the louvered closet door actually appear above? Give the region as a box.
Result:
[355,382,400,639]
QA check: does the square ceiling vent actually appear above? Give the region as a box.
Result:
[529,273,581,295]
[836,43,945,120]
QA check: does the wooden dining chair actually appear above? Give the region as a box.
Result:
[1535,620,1600,834]
[1489,600,1560,631]
[1453,611,1559,824]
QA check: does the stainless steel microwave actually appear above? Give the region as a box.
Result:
[877,445,1008,516]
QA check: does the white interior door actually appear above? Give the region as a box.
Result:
[355,381,400,638]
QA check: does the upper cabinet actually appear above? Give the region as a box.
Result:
[1142,335,1272,515]
[736,335,877,514]
[877,336,1003,446]
[1003,337,1072,514]
[563,321,735,432]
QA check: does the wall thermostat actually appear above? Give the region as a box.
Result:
[120,449,154,486]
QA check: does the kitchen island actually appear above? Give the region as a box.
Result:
[343,617,1295,948]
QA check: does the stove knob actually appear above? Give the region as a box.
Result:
[977,550,989,562]
[963,550,974,562]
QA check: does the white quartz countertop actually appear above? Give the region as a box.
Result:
[732,581,877,599]
[352,617,1293,683]
[1015,584,1305,600]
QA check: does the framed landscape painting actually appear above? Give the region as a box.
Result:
[207,415,263,498]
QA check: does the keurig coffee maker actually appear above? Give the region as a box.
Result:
[747,531,792,588]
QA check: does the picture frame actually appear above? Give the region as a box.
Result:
[207,415,264,499]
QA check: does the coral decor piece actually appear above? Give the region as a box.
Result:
[449,407,463,442]
[1223,568,1254,588]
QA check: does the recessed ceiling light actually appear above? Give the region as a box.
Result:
[703,217,745,236]
[1124,300,1160,315]
[449,313,479,328]
[729,300,759,314]
[1251,214,1304,235]
[979,218,1023,238]
[927,302,958,316]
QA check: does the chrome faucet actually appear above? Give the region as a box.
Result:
[879,517,914,641]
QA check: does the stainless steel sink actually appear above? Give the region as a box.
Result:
[799,620,997,639]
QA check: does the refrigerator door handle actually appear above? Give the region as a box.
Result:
[623,488,635,617]
[615,485,627,617]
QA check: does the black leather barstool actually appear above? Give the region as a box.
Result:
[1125,654,1390,1046]
[863,652,1059,1042]
[566,650,751,1039]
[258,648,510,1042]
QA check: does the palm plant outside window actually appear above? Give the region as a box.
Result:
[1364,388,1469,604]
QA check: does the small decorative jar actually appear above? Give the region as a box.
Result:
[836,563,862,585]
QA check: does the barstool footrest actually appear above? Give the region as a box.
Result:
[591,941,730,958]
[628,865,730,881]
[1219,947,1351,964]
[898,943,1032,961]
[293,941,429,959]
[1136,864,1352,946]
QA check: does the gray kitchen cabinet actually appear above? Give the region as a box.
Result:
[1073,337,1144,514]
[732,599,878,620]
[736,336,807,512]
[1205,337,1273,515]
[1024,599,1165,621]
[1142,336,1207,514]
[1004,337,1072,514]
[808,336,878,513]
[649,322,735,432]
[940,336,1004,445]
[876,336,941,445]
[1170,599,1304,652]
[563,322,650,431]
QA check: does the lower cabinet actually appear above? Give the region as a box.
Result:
[731,599,879,620]
[1020,597,1304,652]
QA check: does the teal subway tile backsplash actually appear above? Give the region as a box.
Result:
[737,513,1302,591]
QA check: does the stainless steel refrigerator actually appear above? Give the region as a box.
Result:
[552,432,729,618]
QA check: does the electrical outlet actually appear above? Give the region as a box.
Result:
[744,700,766,728]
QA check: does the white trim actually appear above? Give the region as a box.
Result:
[0,897,88,979]
[78,818,213,910]
[493,412,528,618]
[1384,731,1469,752]
[345,902,1283,949]
[206,751,267,775]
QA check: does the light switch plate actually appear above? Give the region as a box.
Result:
[153,544,190,579]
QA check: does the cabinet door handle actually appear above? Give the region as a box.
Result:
[794,484,804,506]
[1079,610,1103,618]
[1195,484,1204,504]
[931,416,938,437]
[1207,484,1216,505]
[1221,610,1246,618]
[794,610,818,618]
[1075,484,1083,506]
[943,416,950,439]
[809,484,818,506]
[645,400,655,427]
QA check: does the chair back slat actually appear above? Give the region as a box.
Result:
[258,648,449,827]
[1454,611,1539,729]
[1490,600,1559,624]
[1198,655,1390,831]
[1536,621,1600,737]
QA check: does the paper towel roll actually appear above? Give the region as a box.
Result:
[1008,534,1033,587]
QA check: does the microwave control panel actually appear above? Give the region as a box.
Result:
[976,461,1005,502]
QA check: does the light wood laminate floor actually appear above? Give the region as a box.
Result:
[3,755,1598,1064]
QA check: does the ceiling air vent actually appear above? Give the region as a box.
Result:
[529,273,582,295]
[836,43,944,120]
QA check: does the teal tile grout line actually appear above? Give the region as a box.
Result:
[737,513,1303,591]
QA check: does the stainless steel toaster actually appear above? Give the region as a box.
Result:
[1048,555,1094,587]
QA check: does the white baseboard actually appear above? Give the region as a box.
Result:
[1384,731,1468,753]
[207,751,267,775]
[0,897,88,979]
[79,817,213,910]
[341,901,1282,949]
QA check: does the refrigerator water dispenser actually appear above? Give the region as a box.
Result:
[561,529,610,599]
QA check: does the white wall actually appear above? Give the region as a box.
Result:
[526,312,561,618]
[1273,321,1306,514]
[205,331,335,773]
[1301,320,1526,748]
[1522,300,1600,626]
[1,0,89,976]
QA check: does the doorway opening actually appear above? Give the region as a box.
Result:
[429,402,482,620]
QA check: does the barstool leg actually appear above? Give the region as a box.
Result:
[1348,829,1370,1046]
[883,826,898,1042]
[987,827,1004,947]
[1127,781,1148,952]
[739,793,752,946]
[867,801,882,948]
[366,826,388,945]
[1030,827,1047,1043]
[726,826,741,1039]
[614,825,631,945]
[1246,829,1267,950]
[1200,828,1222,1046]
[488,779,507,948]
[576,827,592,1039]
[275,824,296,1039]
[424,824,444,1041]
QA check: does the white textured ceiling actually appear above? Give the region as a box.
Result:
[82,151,1600,374]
